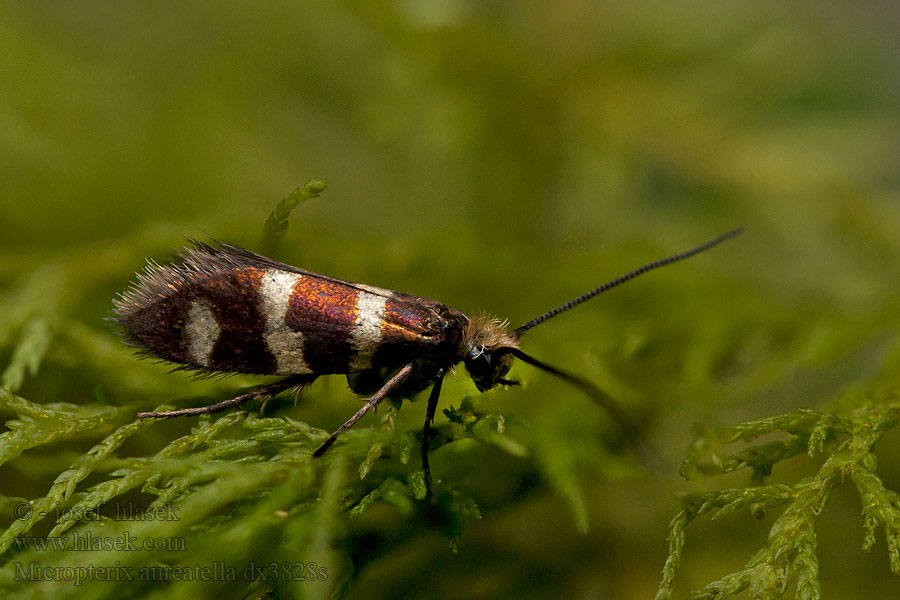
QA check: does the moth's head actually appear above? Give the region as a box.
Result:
[461,314,518,391]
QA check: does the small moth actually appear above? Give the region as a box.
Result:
[112,228,742,495]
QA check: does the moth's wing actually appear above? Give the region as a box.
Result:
[111,240,465,379]
[200,240,399,299]
[205,240,465,342]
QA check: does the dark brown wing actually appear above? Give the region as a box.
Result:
[112,241,468,378]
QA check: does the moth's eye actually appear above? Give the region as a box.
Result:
[465,348,493,381]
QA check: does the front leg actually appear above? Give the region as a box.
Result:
[421,368,445,501]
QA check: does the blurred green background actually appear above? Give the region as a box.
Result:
[2,1,899,599]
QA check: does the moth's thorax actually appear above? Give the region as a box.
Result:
[371,290,469,369]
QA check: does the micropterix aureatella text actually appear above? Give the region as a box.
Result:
[112,228,743,497]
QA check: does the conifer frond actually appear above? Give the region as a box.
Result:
[655,403,900,600]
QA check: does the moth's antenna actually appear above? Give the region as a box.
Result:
[507,348,664,471]
[512,227,744,338]
[507,348,635,436]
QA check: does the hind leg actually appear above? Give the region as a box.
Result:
[137,374,317,419]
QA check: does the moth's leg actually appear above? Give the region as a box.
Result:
[313,363,416,458]
[137,374,317,419]
[421,368,446,500]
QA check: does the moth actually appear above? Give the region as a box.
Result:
[112,228,742,495]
